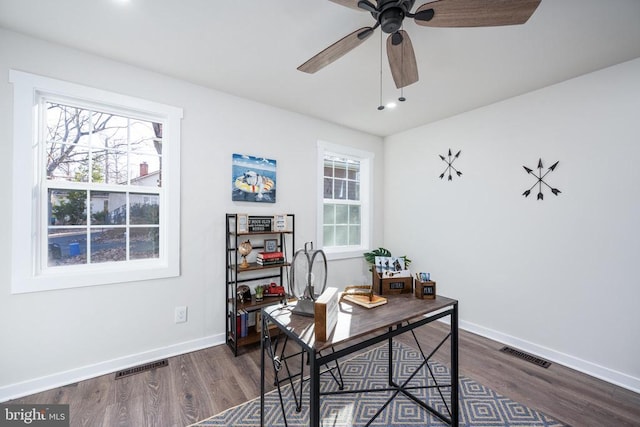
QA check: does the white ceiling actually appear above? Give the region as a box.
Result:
[1,0,639,137]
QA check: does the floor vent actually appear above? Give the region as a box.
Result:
[115,359,169,379]
[500,346,551,368]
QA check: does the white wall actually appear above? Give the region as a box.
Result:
[384,58,640,392]
[0,29,384,400]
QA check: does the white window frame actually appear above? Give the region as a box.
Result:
[317,140,373,260]
[9,70,182,293]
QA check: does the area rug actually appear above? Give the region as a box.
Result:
[191,342,565,427]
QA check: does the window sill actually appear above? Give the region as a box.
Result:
[323,247,366,261]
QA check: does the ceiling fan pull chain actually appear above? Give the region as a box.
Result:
[378,29,385,110]
[399,21,406,103]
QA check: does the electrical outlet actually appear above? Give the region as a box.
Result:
[174,306,188,323]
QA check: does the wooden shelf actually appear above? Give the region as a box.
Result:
[231,325,281,347]
[229,262,290,272]
[229,230,293,236]
[231,295,295,312]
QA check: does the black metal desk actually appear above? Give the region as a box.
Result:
[260,294,459,427]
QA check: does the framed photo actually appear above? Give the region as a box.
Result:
[236,214,248,233]
[264,239,278,253]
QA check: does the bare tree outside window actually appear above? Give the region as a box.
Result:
[45,102,163,266]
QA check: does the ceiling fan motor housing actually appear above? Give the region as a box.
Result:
[376,0,415,34]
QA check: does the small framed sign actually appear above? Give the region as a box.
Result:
[314,287,339,341]
[236,214,248,233]
[248,216,273,232]
[273,214,287,231]
[264,238,278,253]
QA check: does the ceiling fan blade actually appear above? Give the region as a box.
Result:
[414,0,541,28]
[298,27,374,74]
[329,0,367,12]
[386,30,419,89]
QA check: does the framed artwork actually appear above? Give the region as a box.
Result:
[264,239,278,253]
[232,153,277,203]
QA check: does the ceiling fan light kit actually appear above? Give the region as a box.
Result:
[298,0,542,97]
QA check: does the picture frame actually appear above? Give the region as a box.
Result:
[236,213,248,233]
[248,215,273,232]
[273,214,287,231]
[264,238,278,253]
[231,153,277,203]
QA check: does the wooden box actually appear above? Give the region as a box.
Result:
[372,269,413,295]
[415,280,436,299]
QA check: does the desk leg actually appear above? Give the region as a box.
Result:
[309,350,320,427]
[451,303,459,426]
[388,327,394,385]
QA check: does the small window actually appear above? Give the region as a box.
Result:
[10,70,182,293]
[317,141,373,259]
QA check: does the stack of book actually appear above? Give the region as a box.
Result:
[256,251,284,266]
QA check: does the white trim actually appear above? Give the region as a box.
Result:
[458,319,640,394]
[316,141,374,257]
[9,70,183,293]
[0,333,226,403]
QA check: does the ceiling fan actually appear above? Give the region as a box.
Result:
[298,0,542,89]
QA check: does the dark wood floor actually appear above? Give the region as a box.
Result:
[9,323,640,427]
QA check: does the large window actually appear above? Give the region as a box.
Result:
[317,141,373,259]
[10,70,182,293]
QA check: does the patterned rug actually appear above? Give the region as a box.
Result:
[191,342,565,427]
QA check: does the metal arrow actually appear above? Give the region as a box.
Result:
[439,149,463,181]
[522,159,561,200]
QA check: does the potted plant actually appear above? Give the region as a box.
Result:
[363,247,411,269]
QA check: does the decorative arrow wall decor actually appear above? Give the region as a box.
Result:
[439,149,462,181]
[522,158,561,200]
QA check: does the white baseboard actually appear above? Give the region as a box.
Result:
[0,333,226,403]
[4,320,639,402]
[457,319,640,394]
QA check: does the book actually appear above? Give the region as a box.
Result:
[237,310,249,337]
[242,310,248,337]
[257,258,284,266]
[341,293,388,309]
[257,251,284,260]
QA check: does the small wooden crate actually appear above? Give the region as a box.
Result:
[415,281,436,299]
[372,269,413,295]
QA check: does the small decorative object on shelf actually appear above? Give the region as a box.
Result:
[237,213,248,233]
[273,214,287,231]
[255,285,264,301]
[263,282,286,297]
[248,215,273,232]
[237,285,252,303]
[264,238,278,253]
[238,240,252,269]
